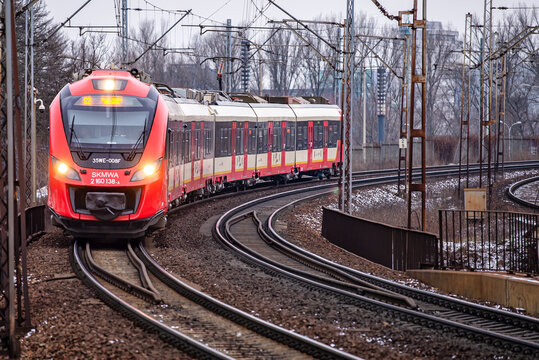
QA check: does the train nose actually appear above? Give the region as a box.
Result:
[85,192,126,221]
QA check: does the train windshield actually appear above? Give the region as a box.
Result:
[61,94,157,151]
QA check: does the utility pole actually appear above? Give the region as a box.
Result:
[226,19,232,92]
[397,34,409,194]
[484,0,494,193]
[334,27,342,106]
[339,0,354,213]
[121,0,128,65]
[24,3,35,205]
[458,13,472,192]
[406,0,427,231]
[1,0,32,355]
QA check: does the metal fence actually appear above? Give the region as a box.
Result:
[438,209,538,274]
[322,207,437,271]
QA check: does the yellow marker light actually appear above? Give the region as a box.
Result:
[143,163,157,176]
[57,162,69,175]
[82,96,92,105]
[103,79,116,91]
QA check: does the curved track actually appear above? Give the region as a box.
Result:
[71,239,359,359]
[507,176,539,210]
[214,163,539,355]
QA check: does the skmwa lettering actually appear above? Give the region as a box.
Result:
[91,172,119,178]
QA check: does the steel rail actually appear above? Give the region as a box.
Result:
[70,239,233,360]
[214,163,539,355]
[135,241,361,360]
[267,181,539,346]
[507,176,539,210]
[81,241,161,304]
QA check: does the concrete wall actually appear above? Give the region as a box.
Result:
[407,270,539,315]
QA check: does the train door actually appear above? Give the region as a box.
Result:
[281,122,286,172]
[267,122,273,174]
[231,122,237,179]
[242,122,249,179]
[323,121,329,164]
[307,121,313,170]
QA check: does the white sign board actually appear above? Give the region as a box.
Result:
[399,138,407,149]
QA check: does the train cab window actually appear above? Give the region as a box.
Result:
[248,123,256,155]
[272,122,281,152]
[236,123,244,156]
[328,121,340,148]
[286,124,295,151]
[313,122,323,148]
[296,123,307,151]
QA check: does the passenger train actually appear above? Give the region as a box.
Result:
[48,69,341,238]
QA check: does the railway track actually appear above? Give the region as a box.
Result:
[507,175,539,210]
[215,163,539,356]
[71,238,359,359]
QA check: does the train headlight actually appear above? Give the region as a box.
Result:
[51,156,81,181]
[130,158,162,182]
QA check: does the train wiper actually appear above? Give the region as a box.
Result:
[69,115,89,160]
[126,116,147,161]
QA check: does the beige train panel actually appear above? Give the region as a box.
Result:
[247,154,256,170]
[193,161,202,180]
[290,104,341,122]
[203,159,213,178]
[235,155,247,171]
[168,167,174,191]
[183,163,192,183]
[256,154,267,169]
[209,103,257,122]
[312,148,324,162]
[285,151,295,167]
[327,147,338,161]
[271,152,282,167]
[249,104,296,122]
[214,156,232,175]
[296,150,308,166]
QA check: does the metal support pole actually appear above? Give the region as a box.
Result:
[362,67,366,163]
[458,13,471,194]
[226,19,232,93]
[121,0,128,65]
[397,35,409,194]
[6,1,16,351]
[334,27,342,106]
[485,0,494,192]
[339,0,354,213]
[407,0,427,231]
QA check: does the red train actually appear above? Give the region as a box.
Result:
[48,69,341,238]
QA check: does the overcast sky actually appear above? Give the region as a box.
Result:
[44,0,537,47]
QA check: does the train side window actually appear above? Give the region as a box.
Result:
[314,123,323,148]
[248,123,256,154]
[257,123,265,153]
[204,122,213,159]
[194,128,201,161]
[286,124,295,151]
[328,121,340,147]
[236,123,244,156]
[272,122,281,152]
[296,123,307,150]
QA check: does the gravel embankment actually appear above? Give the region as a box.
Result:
[20,172,537,359]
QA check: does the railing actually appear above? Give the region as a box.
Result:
[438,209,538,274]
[322,207,437,271]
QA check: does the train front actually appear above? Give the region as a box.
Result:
[48,69,168,239]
